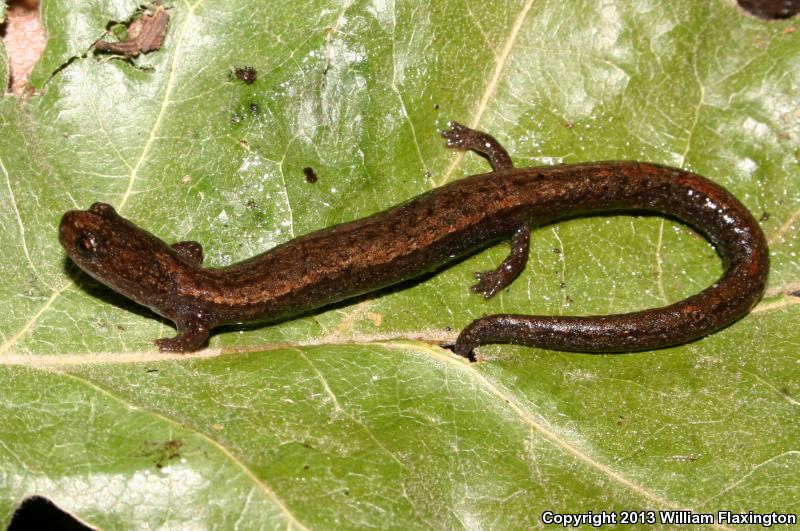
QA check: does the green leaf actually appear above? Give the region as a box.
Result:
[2,0,799,527]
[28,0,143,88]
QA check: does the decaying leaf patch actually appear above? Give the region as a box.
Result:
[93,3,168,57]
[139,438,184,469]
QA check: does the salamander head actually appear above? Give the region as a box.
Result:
[59,203,183,309]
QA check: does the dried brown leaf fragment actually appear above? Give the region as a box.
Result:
[93,4,169,57]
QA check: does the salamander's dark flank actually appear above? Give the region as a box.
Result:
[59,123,768,354]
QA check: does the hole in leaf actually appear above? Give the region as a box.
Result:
[7,495,94,531]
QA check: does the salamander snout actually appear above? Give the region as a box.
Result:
[58,211,81,250]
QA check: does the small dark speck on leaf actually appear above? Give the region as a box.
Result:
[303,167,318,183]
[565,122,574,129]
[433,103,439,109]
[424,171,431,178]
[303,465,310,470]
[668,454,699,462]
[234,66,257,84]
[246,199,258,209]
[146,368,158,373]
[249,102,260,115]
[139,438,184,469]
[760,211,770,222]
[444,326,452,332]
[553,248,561,254]
[560,282,567,289]
[344,490,350,495]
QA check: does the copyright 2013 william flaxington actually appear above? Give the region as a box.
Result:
[541,510,797,527]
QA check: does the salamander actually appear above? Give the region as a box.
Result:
[59,122,769,357]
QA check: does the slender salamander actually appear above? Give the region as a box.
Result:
[59,122,769,357]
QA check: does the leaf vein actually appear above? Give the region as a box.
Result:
[118,1,199,211]
[405,343,686,510]
[56,369,311,530]
[435,0,535,187]
[0,155,56,291]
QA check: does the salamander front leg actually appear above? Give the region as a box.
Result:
[441,121,514,171]
[471,225,531,298]
[155,318,210,352]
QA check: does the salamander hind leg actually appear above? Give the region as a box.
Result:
[155,318,210,352]
[471,225,530,298]
[441,121,514,171]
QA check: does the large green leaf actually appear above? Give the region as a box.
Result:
[1,0,798,527]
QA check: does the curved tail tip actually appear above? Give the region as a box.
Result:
[446,340,477,362]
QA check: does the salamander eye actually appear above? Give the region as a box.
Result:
[76,232,101,259]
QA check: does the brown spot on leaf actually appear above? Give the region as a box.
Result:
[139,438,184,469]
